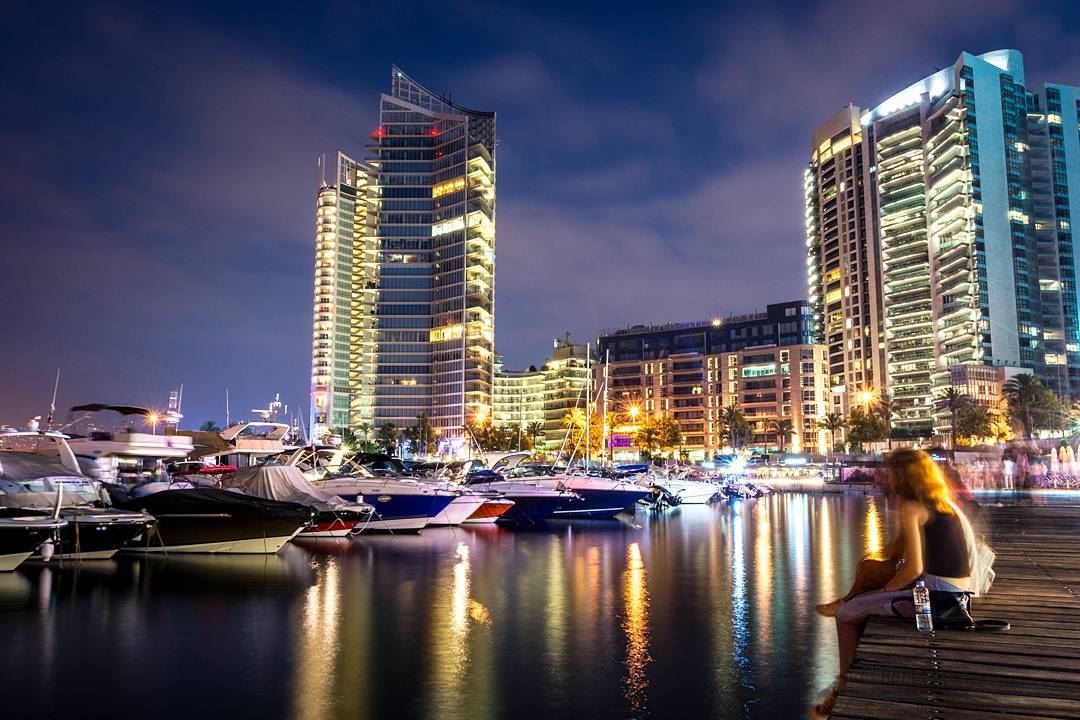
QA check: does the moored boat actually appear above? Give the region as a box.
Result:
[111,487,311,554]
[220,466,374,538]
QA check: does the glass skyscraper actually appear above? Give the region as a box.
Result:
[807,50,1080,438]
[311,68,496,445]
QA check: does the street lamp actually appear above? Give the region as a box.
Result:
[855,389,876,412]
[147,412,160,435]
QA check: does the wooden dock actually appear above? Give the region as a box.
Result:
[831,502,1080,719]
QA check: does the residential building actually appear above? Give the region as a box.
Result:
[597,302,828,459]
[310,155,377,435]
[493,338,590,451]
[310,68,496,446]
[492,360,545,429]
[808,50,1080,439]
[805,105,886,418]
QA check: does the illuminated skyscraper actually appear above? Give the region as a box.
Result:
[310,68,496,446]
[805,105,886,420]
[808,49,1080,439]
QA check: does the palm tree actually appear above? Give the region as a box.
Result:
[817,412,847,458]
[719,403,747,450]
[199,420,222,432]
[1003,373,1041,439]
[874,394,897,450]
[768,418,793,454]
[937,388,970,449]
[525,421,545,450]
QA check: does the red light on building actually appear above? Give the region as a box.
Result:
[374,127,384,138]
[429,127,440,137]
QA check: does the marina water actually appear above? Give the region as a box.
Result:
[1,493,888,720]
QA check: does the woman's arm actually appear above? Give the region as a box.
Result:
[883,500,925,591]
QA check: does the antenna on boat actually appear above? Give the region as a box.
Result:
[225,388,231,427]
[46,368,61,430]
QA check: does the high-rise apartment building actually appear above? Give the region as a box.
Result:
[807,50,1080,438]
[805,105,886,418]
[311,68,496,446]
[310,154,377,434]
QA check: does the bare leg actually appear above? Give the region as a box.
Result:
[817,558,896,617]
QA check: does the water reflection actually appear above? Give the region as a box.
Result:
[622,542,650,717]
[1,495,903,720]
[864,496,884,557]
[292,560,340,720]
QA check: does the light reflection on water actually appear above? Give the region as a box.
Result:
[622,542,650,717]
[0,494,892,720]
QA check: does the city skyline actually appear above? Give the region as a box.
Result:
[4,2,1080,428]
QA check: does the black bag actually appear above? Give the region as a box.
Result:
[930,591,976,629]
[892,591,1011,632]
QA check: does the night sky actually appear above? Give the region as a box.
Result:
[3,0,1080,429]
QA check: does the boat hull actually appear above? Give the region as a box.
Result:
[114,488,311,555]
[0,551,33,572]
[301,509,373,538]
[551,487,651,518]
[129,531,303,554]
[497,495,568,525]
[51,513,154,560]
[0,518,66,571]
[326,490,455,533]
[429,496,488,526]
[463,499,514,524]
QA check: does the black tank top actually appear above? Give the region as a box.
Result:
[922,507,969,578]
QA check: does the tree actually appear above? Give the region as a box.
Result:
[817,412,847,455]
[768,418,793,454]
[199,420,222,432]
[874,395,897,450]
[414,413,435,455]
[955,404,992,444]
[337,427,358,450]
[1003,373,1055,439]
[847,407,889,451]
[654,414,683,457]
[633,416,662,459]
[936,388,970,449]
[562,408,603,460]
[525,421,545,451]
[375,423,399,454]
[719,403,752,449]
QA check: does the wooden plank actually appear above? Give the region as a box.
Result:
[831,505,1080,718]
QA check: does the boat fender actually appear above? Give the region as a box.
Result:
[39,541,56,562]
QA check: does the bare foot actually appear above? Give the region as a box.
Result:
[815,599,842,618]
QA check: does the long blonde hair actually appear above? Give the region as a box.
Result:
[885,448,954,515]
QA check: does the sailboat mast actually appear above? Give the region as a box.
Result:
[602,349,610,467]
[585,342,591,468]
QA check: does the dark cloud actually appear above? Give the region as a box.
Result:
[2,0,1079,425]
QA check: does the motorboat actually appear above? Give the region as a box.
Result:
[0,430,154,559]
[641,473,723,505]
[427,493,491,526]
[462,467,578,526]
[220,465,374,538]
[0,514,66,571]
[489,453,649,520]
[110,487,311,554]
[274,446,457,532]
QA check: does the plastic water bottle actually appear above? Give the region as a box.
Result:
[913,580,933,633]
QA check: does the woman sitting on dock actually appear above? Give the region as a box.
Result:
[813,448,973,718]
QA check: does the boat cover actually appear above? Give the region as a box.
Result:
[220,466,349,510]
[112,487,312,521]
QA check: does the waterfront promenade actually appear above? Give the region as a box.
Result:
[832,502,1080,719]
